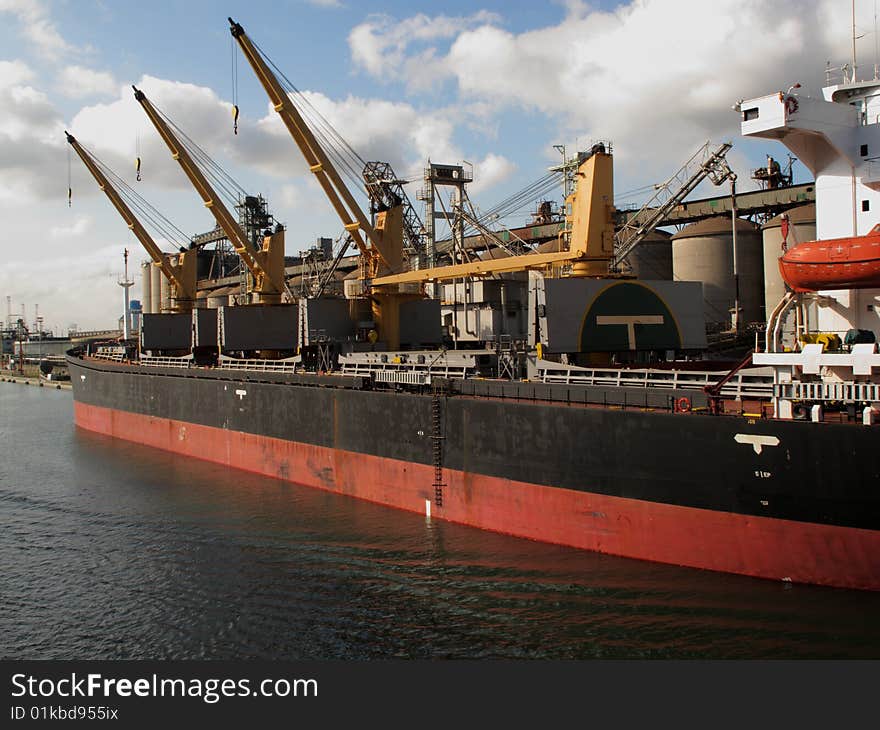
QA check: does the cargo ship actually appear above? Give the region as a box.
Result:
[67,21,880,591]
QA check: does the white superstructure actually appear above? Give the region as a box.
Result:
[740,76,880,333]
[738,72,880,419]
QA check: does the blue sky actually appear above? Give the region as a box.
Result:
[0,0,868,330]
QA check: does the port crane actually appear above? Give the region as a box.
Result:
[367,144,618,286]
[229,18,418,347]
[362,160,425,257]
[375,141,737,286]
[229,19,405,276]
[132,86,291,304]
[227,19,734,321]
[65,131,197,311]
[228,19,623,339]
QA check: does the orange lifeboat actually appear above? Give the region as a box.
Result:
[778,223,880,292]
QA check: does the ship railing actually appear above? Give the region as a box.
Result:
[139,355,193,369]
[70,329,122,340]
[775,380,880,402]
[216,355,301,373]
[537,362,775,399]
[374,370,433,386]
[92,348,127,363]
[340,361,473,380]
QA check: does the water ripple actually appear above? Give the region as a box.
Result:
[1,383,879,660]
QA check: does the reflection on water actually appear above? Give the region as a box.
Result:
[1,384,878,659]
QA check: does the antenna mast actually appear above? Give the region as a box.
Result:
[853,0,859,82]
[118,248,135,340]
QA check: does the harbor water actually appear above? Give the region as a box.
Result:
[2,383,879,660]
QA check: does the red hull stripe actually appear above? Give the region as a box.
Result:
[74,402,880,591]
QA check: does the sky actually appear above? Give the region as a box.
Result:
[0,0,872,332]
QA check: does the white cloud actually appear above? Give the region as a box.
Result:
[279,183,303,209]
[348,0,871,189]
[0,243,124,331]
[468,153,516,196]
[68,75,271,195]
[0,59,35,88]
[57,65,117,99]
[349,11,500,91]
[65,74,466,197]
[50,214,91,238]
[0,83,59,139]
[0,0,75,59]
[294,90,461,174]
[0,70,66,202]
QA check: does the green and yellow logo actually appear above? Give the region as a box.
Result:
[579,282,681,351]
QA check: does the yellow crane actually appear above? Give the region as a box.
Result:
[373,145,617,286]
[228,19,621,344]
[132,86,291,304]
[65,131,197,311]
[229,18,414,347]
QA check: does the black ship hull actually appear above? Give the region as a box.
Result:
[67,354,880,590]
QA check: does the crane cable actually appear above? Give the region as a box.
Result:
[151,100,249,212]
[135,133,142,181]
[67,144,72,207]
[459,170,563,237]
[250,37,369,198]
[76,138,191,251]
[231,35,240,135]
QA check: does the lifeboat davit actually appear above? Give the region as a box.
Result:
[778,223,880,292]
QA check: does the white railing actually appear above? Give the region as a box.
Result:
[537,361,775,399]
[217,356,301,373]
[139,355,192,369]
[92,349,126,362]
[340,360,473,380]
[374,370,432,386]
[776,381,880,402]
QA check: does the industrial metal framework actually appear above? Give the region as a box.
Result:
[418,163,474,268]
[611,141,735,271]
[362,161,425,260]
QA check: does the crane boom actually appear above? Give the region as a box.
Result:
[132,86,291,302]
[374,145,616,286]
[362,160,424,255]
[65,130,197,309]
[228,18,403,277]
[611,141,734,270]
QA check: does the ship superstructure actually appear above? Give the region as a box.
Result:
[740,71,880,419]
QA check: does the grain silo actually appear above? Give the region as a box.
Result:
[672,216,764,328]
[626,229,673,280]
[761,203,815,317]
[150,263,162,313]
[141,261,153,314]
[159,269,171,313]
[534,231,672,279]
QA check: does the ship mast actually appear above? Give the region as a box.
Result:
[853,0,859,83]
[118,248,134,339]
